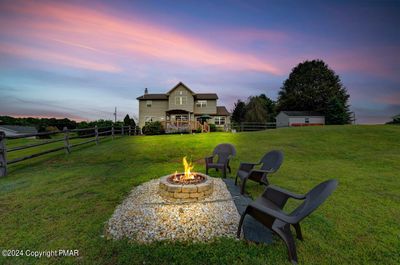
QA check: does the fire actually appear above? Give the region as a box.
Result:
[182,156,195,180]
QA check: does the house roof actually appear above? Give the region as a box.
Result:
[195,93,218,100]
[137,82,219,100]
[216,106,230,116]
[166,82,195,95]
[136,94,168,100]
[281,111,324,117]
[0,125,38,134]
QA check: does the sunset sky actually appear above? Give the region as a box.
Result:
[0,0,399,123]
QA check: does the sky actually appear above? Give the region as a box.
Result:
[0,0,399,124]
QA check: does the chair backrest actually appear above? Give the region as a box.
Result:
[213,143,236,164]
[260,150,284,172]
[290,179,338,223]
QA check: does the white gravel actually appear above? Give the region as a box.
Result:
[105,177,240,243]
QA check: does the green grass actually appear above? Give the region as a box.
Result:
[0,125,399,264]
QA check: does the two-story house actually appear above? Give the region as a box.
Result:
[137,82,230,132]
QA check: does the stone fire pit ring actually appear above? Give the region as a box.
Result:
[159,172,213,202]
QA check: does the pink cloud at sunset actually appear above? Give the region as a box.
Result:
[0,1,281,75]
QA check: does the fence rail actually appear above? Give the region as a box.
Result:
[0,124,140,177]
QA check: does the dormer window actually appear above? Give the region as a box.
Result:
[196,100,207,108]
[146,100,152,107]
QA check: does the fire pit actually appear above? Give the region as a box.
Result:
[159,157,213,202]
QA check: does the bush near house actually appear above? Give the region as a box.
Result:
[209,123,217,132]
[142,121,165,135]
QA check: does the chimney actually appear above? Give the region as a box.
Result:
[144,88,148,95]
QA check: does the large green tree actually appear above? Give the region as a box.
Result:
[277,60,351,124]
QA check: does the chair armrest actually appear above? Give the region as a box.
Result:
[249,169,274,175]
[248,202,297,224]
[239,162,258,172]
[205,155,214,163]
[266,185,306,200]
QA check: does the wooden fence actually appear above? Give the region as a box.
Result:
[230,122,276,132]
[0,125,140,177]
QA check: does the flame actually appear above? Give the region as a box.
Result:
[183,156,195,180]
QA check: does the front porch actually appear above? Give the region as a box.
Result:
[163,109,209,133]
[161,120,209,133]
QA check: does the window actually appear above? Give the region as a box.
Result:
[175,96,187,105]
[215,116,225,125]
[146,100,152,107]
[305,117,310,124]
[196,100,207,108]
[175,115,188,121]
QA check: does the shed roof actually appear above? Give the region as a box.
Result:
[281,111,324,117]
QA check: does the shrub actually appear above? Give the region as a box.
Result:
[209,124,217,132]
[142,121,164,135]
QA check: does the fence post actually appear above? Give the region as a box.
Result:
[128,125,131,136]
[95,125,99,145]
[0,131,7,177]
[121,125,124,136]
[63,127,70,154]
[111,125,114,140]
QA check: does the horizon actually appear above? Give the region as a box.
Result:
[0,0,399,124]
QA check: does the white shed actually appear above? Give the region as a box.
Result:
[276,111,325,128]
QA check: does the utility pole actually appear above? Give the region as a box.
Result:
[352,112,356,125]
[113,107,117,123]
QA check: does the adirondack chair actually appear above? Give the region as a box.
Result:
[237,179,338,264]
[235,150,284,194]
[205,143,236,178]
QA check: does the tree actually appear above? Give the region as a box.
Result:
[259,94,276,122]
[276,59,351,124]
[386,114,400,124]
[244,96,268,123]
[231,100,246,123]
[123,114,136,127]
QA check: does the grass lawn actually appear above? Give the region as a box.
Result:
[0,125,399,264]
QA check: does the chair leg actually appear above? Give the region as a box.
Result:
[237,208,248,238]
[223,167,226,178]
[235,174,238,185]
[206,167,209,175]
[228,165,232,173]
[292,223,303,241]
[273,224,298,265]
[240,178,247,194]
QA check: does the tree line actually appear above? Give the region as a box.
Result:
[232,59,352,125]
[0,114,137,133]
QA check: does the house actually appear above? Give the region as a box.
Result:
[276,111,325,128]
[0,125,38,137]
[136,82,230,132]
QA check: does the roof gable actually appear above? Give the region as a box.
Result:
[166,82,195,95]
